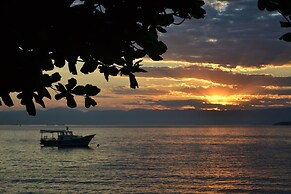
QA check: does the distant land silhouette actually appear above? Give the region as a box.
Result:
[273,121,291,126]
[1,107,291,126]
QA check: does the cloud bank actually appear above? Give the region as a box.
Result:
[161,0,291,67]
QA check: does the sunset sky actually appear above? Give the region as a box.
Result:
[5,0,291,112]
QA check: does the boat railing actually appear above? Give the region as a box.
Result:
[40,129,77,141]
[40,131,57,141]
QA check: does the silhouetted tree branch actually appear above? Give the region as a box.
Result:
[0,0,206,115]
[258,0,291,41]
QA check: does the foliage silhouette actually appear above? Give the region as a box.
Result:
[258,0,291,41]
[0,0,206,115]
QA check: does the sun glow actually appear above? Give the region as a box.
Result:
[205,95,238,105]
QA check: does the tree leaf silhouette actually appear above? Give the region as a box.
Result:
[0,0,206,115]
[129,73,139,89]
[0,93,14,107]
[280,33,291,42]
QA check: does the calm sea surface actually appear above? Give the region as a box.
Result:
[0,125,291,194]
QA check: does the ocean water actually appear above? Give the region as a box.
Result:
[0,125,291,194]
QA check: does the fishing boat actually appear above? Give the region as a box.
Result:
[40,127,95,148]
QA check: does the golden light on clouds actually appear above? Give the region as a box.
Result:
[143,60,291,78]
[6,57,291,112]
[204,95,240,106]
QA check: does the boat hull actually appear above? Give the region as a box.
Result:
[40,134,95,148]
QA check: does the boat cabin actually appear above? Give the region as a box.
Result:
[40,128,78,141]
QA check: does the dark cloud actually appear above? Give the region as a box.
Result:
[179,85,242,96]
[161,0,291,67]
[242,97,291,107]
[152,99,206,109]
[134,99,248,110]
[251,87,291,96]
[142,66,291,87]
[180,85,291,96]
[111,86,169,96]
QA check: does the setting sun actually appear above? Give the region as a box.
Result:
[205,95,238,105]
